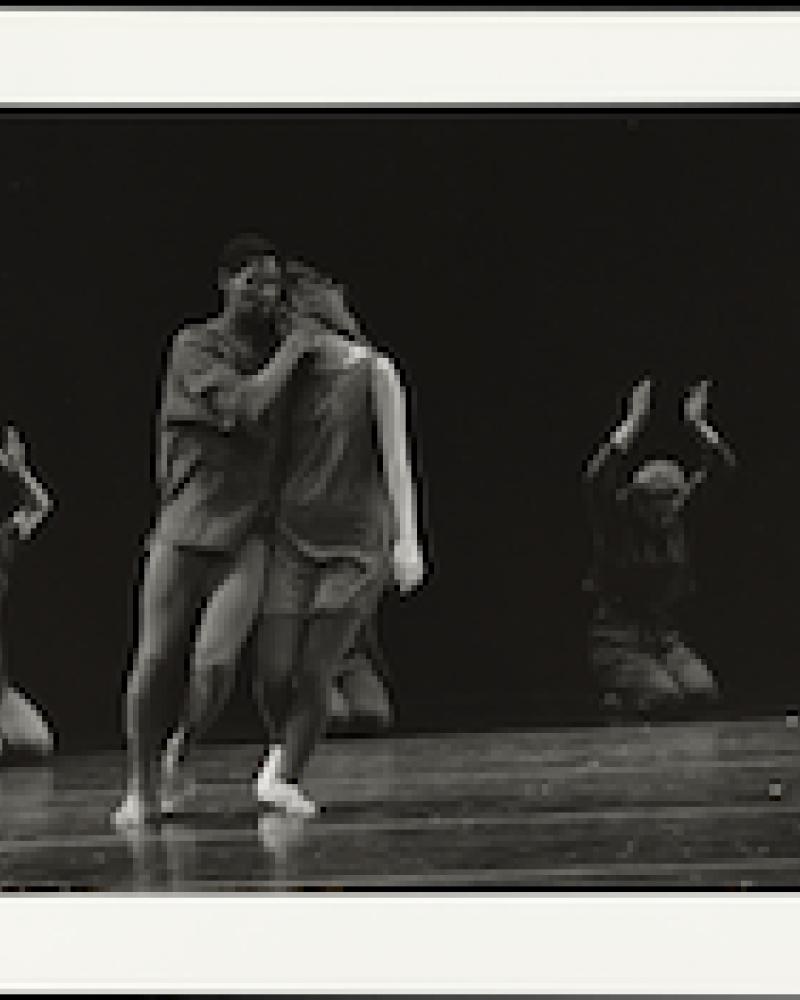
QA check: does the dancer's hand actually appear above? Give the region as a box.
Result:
[286,317,329,355]
[625,378,653,431]
[316,331,371,367]
[298,282,357,336]
[0,426,27,474]
[684,380,712,425]
[392,537,425,593]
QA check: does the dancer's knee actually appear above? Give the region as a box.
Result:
[682,664,718,701]
[27,727,54,758]
[0,692,55,759]
[347,684,393,728]
[603,667,683,718]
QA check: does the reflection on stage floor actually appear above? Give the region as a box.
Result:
[2,717,799,890]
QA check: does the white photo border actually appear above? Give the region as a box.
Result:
[1,8,800,994]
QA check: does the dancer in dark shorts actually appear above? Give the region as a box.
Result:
[0,427,54,762]
[253,266,425,816]
[113,235,330,827]
[584,378,736,719]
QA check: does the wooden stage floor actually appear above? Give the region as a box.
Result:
[2,717,800,891]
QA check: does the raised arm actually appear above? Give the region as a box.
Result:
[0,427,53,541]
[585,378,653,497]
[371,353,425,594]
[682,380,737,497]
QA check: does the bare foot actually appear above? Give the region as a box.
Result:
[111,792,160,828]
[256,776,318,818]
[160,766,200,816]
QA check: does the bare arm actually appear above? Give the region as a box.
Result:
[683,381,737,497]
[372,354,420,546]
[585,378,653,497]
[12,465,53,539]
[0,428,53,540]
[585,437,631,495]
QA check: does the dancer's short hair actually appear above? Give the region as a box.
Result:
[631,459,688,496]
[218,233,281,279]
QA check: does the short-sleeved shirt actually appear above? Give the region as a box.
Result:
[151,319,285,552]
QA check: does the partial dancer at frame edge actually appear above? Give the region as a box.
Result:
[0,426,55,763]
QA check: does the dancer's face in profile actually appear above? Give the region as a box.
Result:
[222,255,283,321]
[292,279,353,334]
[322,283,353,331]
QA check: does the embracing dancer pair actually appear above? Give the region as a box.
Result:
[115,236,425,825]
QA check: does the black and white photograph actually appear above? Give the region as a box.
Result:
[3,7,800,995]
[0,41,798,893]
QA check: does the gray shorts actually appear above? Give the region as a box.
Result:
[262,532,390,618]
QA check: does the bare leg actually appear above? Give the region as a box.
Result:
[337,659,393,731]
[279,610,364,785]
[252,612,306,744]
[164,537,266,799]
[115,543,220,825]
[327,612,392,734]
[254,540,386,815]
[660,637,719,717]
[252,536,315,756]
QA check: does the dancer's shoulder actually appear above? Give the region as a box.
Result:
[170,318,226,355]
[372,350,408,391]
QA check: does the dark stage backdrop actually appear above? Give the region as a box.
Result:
[0,110,796,753]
